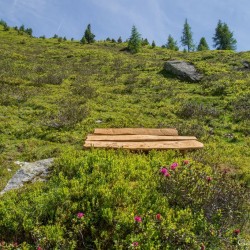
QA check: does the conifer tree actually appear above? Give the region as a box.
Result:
[142,38,149,46]
[166,35,179,51]
[213,20,237,50]
[181,19,194,52]
[19,24,25,32]
[151,40,156,48]
[117,36,122,43]
[3,22,9,31]
[81,24,95,44]
[25,28,33,36]
[197,37,209,51]
[128,25,142,54]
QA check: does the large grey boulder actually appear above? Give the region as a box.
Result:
[1,158,54,195]
[165,60,203,82]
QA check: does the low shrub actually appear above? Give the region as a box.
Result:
[177,101,220,120]
[44,98,89,128]
[0,150,248,249]
[232,93,250,122]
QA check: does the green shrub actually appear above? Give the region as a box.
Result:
[0,150,248,249]
[44,97,89,128]
[177,101,220,120]
[232,93,250,122]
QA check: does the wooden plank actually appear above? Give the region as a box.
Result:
[86,134,197,142]
[84,140,204,150]
[94,128,178,136]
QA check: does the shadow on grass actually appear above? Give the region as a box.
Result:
[158,69,179,80]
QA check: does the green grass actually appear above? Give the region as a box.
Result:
[0,25,249,249]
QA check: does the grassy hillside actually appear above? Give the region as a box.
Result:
[0,25,249,249]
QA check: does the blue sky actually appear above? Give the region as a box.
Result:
[0,0,249,51]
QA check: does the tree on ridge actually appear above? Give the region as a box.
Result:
[213,20,237,50]
[166,35,179,51]
[197,37,209,51]
[81,24,95,44]
[128,25,142,54]
[181,19,195,52]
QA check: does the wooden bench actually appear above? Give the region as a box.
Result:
[84,128,204,151]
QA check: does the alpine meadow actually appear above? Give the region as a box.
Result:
[0,22,249,250]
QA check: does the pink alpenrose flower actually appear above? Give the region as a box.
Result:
[160,167,168,175]
[170,162,178,170]
[134,216,142,223]
[206,176,212,182]
[233,229,240,235]
[77,212,85,218]
[156,213,161,220]
[132,242,139,247]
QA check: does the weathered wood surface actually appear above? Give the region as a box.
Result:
[84,140,204,150]
[87,134,197,142]
[94,128,178,136]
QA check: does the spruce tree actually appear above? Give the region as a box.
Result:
[213,20,237,50]
[128,25,141,54]
[3,22,9,31]
[151,40,156,48]
[19,25,25,32]
[142,38,149,46]
[197,37,209,51]
[25,28,33,36]
[166,35,179,51]
[181,19,194,52]
[81,24,95,44]
[117,36,122,43]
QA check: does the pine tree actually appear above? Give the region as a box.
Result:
[117,36,122,43]
[19,25,25,32]
[197,37,209,51]
[181,19,194,52]
[25,28,33,36]
[81,24,95,44]
[151,40,156,48]
[166,35,179,51]
[142,38,149,46]
[3,22,9,31]
[128,25,142,54]
[213,20,237,50]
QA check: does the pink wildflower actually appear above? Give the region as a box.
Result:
[160,167,168,175]
[132,242,139,247]
[233,229,240,235]
[156,213,161,220]
[200,243,205,250]
[183,160,189,165]
[206,176,212,182]
[164,172,171,177]
[77,212,85,218]
[134,216,142,223]
[170,162,178,170]
[37,246,42,250]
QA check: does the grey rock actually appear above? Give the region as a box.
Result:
[1,158,54,195]
[165,60,203,82]
[242,60,250,69]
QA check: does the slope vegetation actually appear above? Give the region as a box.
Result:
[0,26,249,249]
